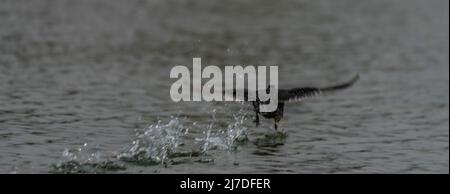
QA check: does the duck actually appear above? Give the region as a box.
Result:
[232,74,360,130]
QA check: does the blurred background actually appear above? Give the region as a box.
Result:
[0,0,448,173]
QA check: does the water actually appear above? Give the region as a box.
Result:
[0,0,448,173]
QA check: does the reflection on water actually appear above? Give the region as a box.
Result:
[253,132,288,150]
[0,0,448,173]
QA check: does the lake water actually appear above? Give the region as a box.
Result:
[0,0,448,173]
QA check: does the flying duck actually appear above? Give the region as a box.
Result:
[232,74,360,130]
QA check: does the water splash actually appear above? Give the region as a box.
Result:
[52,109,251,172]
[117,117,186,165]
[62,143,102,163]
[118,109,250,167]
[51,143,125,174]
[198,110,249,151]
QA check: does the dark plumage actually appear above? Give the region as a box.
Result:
[232,74,360,130]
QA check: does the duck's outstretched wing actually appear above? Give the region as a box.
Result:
[279,74,359,102]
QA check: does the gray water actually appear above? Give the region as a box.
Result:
[0,0,448,174]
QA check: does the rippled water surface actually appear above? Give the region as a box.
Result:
[0,0,448,173]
